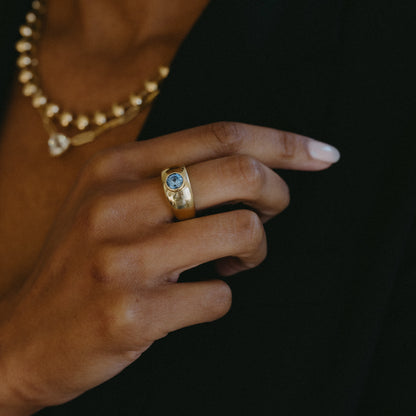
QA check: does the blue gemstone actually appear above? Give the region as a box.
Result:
[166,173,184,190]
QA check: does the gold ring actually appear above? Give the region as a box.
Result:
[161,166,196,220]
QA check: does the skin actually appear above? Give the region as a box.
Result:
[0,0,211,294]
[0,1,340,414]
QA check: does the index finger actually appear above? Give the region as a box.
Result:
[93,122,340,179]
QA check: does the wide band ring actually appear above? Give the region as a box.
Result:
[161,166,196,220]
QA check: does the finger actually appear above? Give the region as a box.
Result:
[87,122,340,181]
[215,256,259,277]
[103,210,266,286]
[147,280,232,338]
[95,280,231,351]
[88,155,289,241]
[189,155,289,222]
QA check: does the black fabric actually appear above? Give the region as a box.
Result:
[1,1,415,414]
[0,0,32,121]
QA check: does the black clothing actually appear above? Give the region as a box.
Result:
[1,1,415,414]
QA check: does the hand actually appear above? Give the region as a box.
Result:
[0,122,339,415]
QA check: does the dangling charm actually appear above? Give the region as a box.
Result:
[48,133,70,157]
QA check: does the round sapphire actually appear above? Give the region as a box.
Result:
[166,172,184,190]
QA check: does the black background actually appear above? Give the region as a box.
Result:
[1,1,416,414]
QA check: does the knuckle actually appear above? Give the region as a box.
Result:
[76,192,112,239]
[232,155,265,194]
[90,246,118,284]
[115,291,168,343]
[82,147,126,183]
[92,281,158,348]
[232,210,264,251]
[82,150,112,183]
[209,121,245,155]
[96,296,137,342]
[278,131,301,160]
[90,245,150,287]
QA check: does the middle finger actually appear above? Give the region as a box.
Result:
[94,155,289,240]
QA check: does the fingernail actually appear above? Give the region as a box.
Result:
[308,140,341,163]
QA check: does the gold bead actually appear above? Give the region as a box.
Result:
[129,94,143,107]
[75,115,89,130]
[32,93,47,108]
[26,12,37,24]
[32,0,41,10]
[16,40,32,53]
[19,25,33,37]
[159,66,170,78]
[18,69,34,83]
[45,103,60,118]
[17,54,32,68]
[144,81,158,93]
[22,82,38,96]
[93,112,107,126]
[112,104,125,117]
[59,112,73,127]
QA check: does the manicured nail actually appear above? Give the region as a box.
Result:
[308,140,340,163]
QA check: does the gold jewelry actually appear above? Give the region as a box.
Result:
[16,0,170,157]
[161,167,196,221]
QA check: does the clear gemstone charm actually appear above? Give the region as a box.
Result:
[166,173,184,190]
[48,133,70,156]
